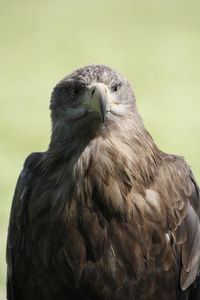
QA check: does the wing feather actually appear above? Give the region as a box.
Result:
[175,169,200,293]
[6,152,43,300]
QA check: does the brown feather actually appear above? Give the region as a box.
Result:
[6,65,200,300]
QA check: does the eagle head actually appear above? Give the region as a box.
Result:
[49,65,140,150]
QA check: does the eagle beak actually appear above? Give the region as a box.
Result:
[88,83,108,123]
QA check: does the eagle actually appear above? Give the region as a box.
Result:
[6,65,200,300]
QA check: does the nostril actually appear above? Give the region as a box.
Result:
[91,87,95,96]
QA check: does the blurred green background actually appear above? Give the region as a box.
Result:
[0,0,199,298]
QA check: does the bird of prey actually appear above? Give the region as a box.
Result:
[7,65,200,300]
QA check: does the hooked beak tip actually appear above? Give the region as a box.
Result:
[90,83,108,123]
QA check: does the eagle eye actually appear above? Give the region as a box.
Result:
[111,83,120,93]
[69,86,80,99]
